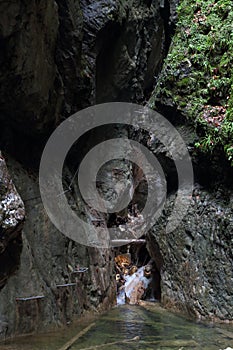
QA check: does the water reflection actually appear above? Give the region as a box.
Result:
[1,304,233,350]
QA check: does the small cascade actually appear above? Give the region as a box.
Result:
[116,264,152,305]
[117,288,126,305]
[125,266,152,304]
[115,243,161,305]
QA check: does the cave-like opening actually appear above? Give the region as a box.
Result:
[114,241,162,304]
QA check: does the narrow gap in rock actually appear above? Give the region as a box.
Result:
[114,241,161,305]
[160,0,176,55]
[96,22,124,103]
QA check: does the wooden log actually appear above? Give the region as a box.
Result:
[57,322,96,350]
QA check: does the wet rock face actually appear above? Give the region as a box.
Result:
[0,157,115,338]
[0,0,164,132]
[142,120,233,322]
[0,0,166,338]
[0,1,62,135]
[56,0,164,113]
[0,153,25,290]
[147,185,233,321]
[0,0,164,159]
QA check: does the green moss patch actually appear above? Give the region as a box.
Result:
[150,0,233,164]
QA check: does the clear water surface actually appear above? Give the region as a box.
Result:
[0,303,233,350]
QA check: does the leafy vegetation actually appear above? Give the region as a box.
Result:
[149,0,233,164]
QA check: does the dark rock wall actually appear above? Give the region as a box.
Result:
[0,1,62,134]
[132,121,233,321]
[0,0,164,159]
[147,182,233,321]
[1,0,232,337]
[0,156,115,338]
[0,0,164,132]
[56,0,164,112]
[0,0,166,339]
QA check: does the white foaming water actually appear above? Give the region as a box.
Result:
[117,288,126,305]
[116,266,152,305]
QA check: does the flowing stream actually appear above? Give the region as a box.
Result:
[1,304,233,350]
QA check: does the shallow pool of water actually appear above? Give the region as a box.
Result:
[1,303,233,350]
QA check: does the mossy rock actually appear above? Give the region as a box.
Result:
[150,0,233,165]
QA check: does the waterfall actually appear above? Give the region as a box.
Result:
[117,266,152,305]
[117,288,127,305]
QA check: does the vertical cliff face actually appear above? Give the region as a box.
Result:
[0,0,165,158]
[56,0,164,113]
[0,0,167,339]
[0,156,116,338]
[147,179,233,321]
[129,116,233,321]
[147,0,233,321]
[0,1,62,134]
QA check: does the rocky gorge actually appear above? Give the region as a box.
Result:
[0,0,232,341]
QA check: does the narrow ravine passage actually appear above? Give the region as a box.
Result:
[0,0,232,343]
